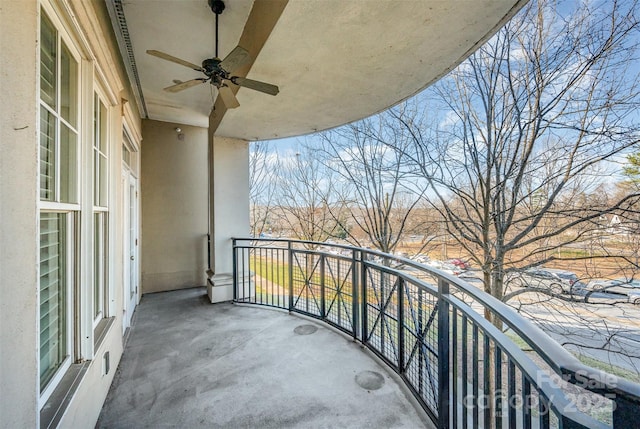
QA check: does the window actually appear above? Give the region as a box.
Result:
[38,4,121,410]
[122,144,131,167]
[38,9,79,401]
[93,213,108,321]
[93,92,109,325]
[39,13,78,204]
[39,213,70,390]
[94,94,108,207]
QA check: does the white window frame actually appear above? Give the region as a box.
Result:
[92,89,110,328]
[38,211,76,405]
[37,2,82,406]
[38,9,81,208]
[92,212,108,326]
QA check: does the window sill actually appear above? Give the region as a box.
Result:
[40,317,115,428]
[94,316,115,349]
[39,361,89,429]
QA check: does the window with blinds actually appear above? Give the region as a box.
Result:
[93,93,109,324]
[39,213,67,390]
[40,14,56,111]
[39,12,78,204]
[93,213,108,321]
[94,94,108,207]
[38,9,79,399]
[39,108,56,200]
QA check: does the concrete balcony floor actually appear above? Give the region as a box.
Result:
[97,287,432,428]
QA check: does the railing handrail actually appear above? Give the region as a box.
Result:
[233,237,640,404]
[446,293,608,429]
[232,237,640,427]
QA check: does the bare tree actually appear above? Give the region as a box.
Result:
[275,146,338,248]
[249,141,279,237]
[312,114,432,255]
[388,0,640,315]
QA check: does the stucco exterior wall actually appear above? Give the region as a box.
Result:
[141,120,209,293]
[0,2,39,427]
[57,330,124,428]
[0,1,143,427]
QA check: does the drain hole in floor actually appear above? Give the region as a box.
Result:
[293,324,318,335]
[355,371,385,390]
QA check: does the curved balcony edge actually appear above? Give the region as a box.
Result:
[231,237,640,428]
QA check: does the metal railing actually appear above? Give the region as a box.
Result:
[232,238,640,428]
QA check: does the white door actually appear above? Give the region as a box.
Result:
[122,171,139,331]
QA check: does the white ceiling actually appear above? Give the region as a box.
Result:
[120,0,525,141]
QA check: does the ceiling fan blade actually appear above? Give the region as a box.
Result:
[218,85,240,109]
[219,46,251,74]
[163,78,207,93]
[147,50,204,72]
[231,77,279,96]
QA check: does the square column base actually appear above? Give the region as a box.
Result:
[207,272,233,303]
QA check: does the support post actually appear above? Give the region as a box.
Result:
[288,241,294,311]
[361,256,368,344]
[398,277,405,374]
[438,279,451,429]
[352,249,360,341]
[320,254,326,318]
[613,396,637,429]
[206,132,250,303]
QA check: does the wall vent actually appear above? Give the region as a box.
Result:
[105,0,149,119]
[103,351,110,376]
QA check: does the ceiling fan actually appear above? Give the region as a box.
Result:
[146,0,278,109]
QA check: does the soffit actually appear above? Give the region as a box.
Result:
[119,0,525,140]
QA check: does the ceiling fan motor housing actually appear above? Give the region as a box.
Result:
[202,58,225,77]
[209,0,225,15]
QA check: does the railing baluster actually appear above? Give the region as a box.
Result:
[380,271,385,356]
[242,246,247,302]
[232,239,237,301]
[257,247,262,305]
[320,254,326,319]
[398,277,405,374]
[539,394,549,429]
[462,315,468,429]
[508,358,516,429]
[337,257,342,325]
[523,374,531,429]
[483,333,490,429]
[269,247,273,306]
[418,289,424,398]
[437,279,450,429]
[495,346,503,429]
[288,241,293,311]
[614,395,636,428]
[352,249,359,341]
[361,257,368,345]
[452,306,458,428]
[472,324,479,428]
[305,252,309,313]
[278,247,282,308]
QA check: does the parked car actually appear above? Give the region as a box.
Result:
[587,278,640,304]
[518,268,586,294]
[410,253,431,264]
[425,260,466,276]
[446,258,471,270]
